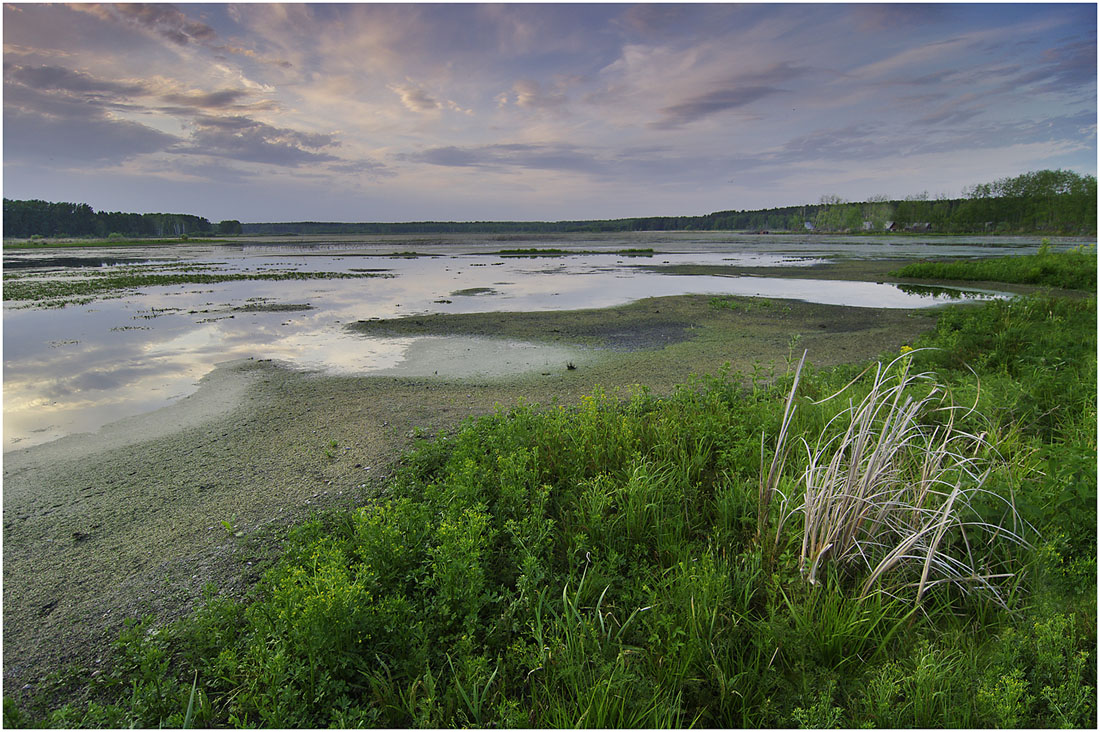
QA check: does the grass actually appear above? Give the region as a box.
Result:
[450,286,498,296]
[891,244,1097,291]
[5,256,1095,728]
[4,238,219,249]
[492,247,656,257]
[3,269,391,306]
[768,352,1025,606]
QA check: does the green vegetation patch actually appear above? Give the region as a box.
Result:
[232,302,315,313]
[492,247,656,257]
[356,251,430,258]
[891,245,1097,292]
[4,270,392,306]
[449,287,499,297]
[4,238,218,250]
[10,292,1093,728]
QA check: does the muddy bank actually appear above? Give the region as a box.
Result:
[4,292,941,699]
[349,292,941,368]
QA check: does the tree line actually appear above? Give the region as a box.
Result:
[241,170,1096,236]
[4,170,1094,239]
[2,199,242,239]
[808,169,1096,234]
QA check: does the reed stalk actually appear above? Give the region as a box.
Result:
[768,350,1027,605]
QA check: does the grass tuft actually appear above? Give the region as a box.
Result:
[770,351,1028,606]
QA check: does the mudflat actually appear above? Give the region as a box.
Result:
[3,263,975,696]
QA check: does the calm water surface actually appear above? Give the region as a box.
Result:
[4,233,1041,450]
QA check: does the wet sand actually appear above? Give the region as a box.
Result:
[2,264,970,697]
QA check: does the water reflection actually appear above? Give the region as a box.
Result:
[4,235,1024,450]
[894,283,1001,300]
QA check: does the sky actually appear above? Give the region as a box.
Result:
[2,2,1096,223]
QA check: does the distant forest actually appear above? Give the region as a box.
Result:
[1,201,242,239]
[4,170,1095,239]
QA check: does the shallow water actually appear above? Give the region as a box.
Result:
[3,233,1041,450]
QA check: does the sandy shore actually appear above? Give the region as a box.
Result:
[3,270,976,696]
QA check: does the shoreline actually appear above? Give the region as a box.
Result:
[0,267,1010,696]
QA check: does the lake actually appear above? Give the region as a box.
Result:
[3,232,1045,450]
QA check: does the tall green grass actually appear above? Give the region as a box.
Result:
[890,245,1097,291]
[5,293,1095,728]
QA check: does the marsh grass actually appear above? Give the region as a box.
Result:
[491,247,655,257]
[3,269,391,304]
[3,238,219,250]
[769,352,1027,607]
[891,246,1097,291]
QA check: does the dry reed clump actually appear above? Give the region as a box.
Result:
[762,350,1028,606]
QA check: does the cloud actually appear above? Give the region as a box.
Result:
[1014,38,1097,95]
[615,4,698,36]
[390,83,441,113]
[777,124,888,162]
[905,112,1097,157]
[650,62,811,129]
[3,107,177,163]
[401,142,737,188]
[503,79,569,111]
[850,35,980,83]
[4,63,149,96]
[3,59,352,171]
[161,88,252,109]
[3,62,180,164]
[3,61,275,137]
[402,142,606,175]
[915,105,984,127]
[653,85,783,129]
[68,2,217,47]
[157,158,259,185]
[851,4,948,32]
[175,115,340,167]
[65,3,291,69]
[326,159,396,179]
[389,81,472,115]
[3,62,268,118]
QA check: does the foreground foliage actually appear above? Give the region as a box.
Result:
[5,290,1095,728]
